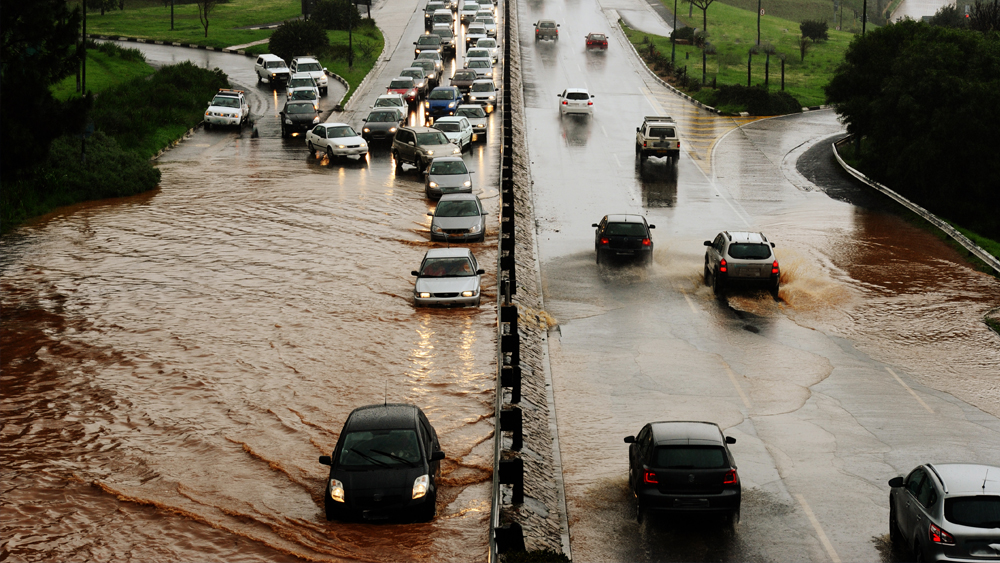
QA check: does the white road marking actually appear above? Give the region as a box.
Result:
[795,494,842,563]
[601,125,609,137]
[639,86,663,113]
[723,364,752,410]
[678,288,699,315]
[613,153,622,168]
[886,367,934,413]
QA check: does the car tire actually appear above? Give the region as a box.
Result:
[646,253,653,266]
[725,508,740,531]
[326,146,334,160]
[393,151,403,171]
[321,87,328,96]
[417,158,426,174]
[914,541,926,563]
[280,124,287,138]
[704,263,711,285]
[770,280,780,300]
[257,73,262,84]
[712,269,725,296]
[307,141,315,154]
[204,122,212,131]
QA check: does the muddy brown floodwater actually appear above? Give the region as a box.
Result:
[1,127,498,561]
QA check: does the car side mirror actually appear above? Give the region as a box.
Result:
[888,477,904,488]
[649,225,655,229]
[476,269,485,275]
[362,118,368,121]
[557,24,561,26]
[624,436,635,443]
[703,241,712,246]
[725,436,736,444]
[430,451,446,461]
[323,67,328,72]
[427,212,434,217]
[408,141,415,145]
[771,242,776,247]
[636,127,640,132]
[411,270,420,276]
[414,41,418,44]
[319,455,332,466]
[592,223,599,228]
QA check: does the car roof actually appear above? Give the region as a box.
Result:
[404,125,444,133]
[724,231,769,244]
[565,87,590,94]
[605,214,646,223]
[425,247,475,259]
[538,19,557,23]
[435,116,466,122]
[321,122,351,127]
[345,403,420,432]
[402,66,425,73]
[293,56,319,63]
[472,78,494,84]
[429,155,465,163]
[390,76,415,82]
[290,72,313,79]
[431,86,459,92]
[648,421,726,446]
[433,7,452,12]
[439,193,480,202]
[926,464,1000,495]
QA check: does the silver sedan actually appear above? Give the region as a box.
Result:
[428,193,486,242]
[424,156,473,199]
[412,247,484,307]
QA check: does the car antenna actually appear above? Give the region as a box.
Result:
[384,377,389,406]
[985,467,991,492]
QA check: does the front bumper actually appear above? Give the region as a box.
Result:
[205,115,241,126]
[328,146,369,157]
[414,291,480,306]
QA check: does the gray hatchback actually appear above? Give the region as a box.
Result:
[428,193,486,242]
[423,156,472,199]
[392,126,462,173]
[889,463,1000,562]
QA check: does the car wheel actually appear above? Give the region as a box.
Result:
[704,263,711,285]
[725,508,740,531]
[393,151,403,171]
[257,73,262,84]
[640,151,648,162]
[204,122,212,131]
[326,146,334,160]
[770,280,780,300]
[307,141,315,154]
[417,158,426,174]
[889,504,901,546]
[280,124,287,138]
[712,269,725,296]
[914,541,926,563]
[321,87,328,96]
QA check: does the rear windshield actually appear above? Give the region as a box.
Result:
[402,70,423,79]
[338,429,421,467]
[296,62,322,72]
[467,49,490,58]
[429,89,457,100]
[945,496,1000,529]
[654,446,728,469]
[417,52,440,60]
[285,103,315,114]
[417,35,441,45]
[436,200,480,217]
[589,34,606,40]
[390,79,413,89]
[417,131,450,145]
[539,21,556,28]
[435,122,461,132]
[420,257,475,277]
[434,13,453,21]
[289,77,314,88]
[566,92,590,100]
[727,243,772,260]
[649,127,675,137]
[291,90,317,100]
[478,40,497,48]
[469,60,490,68]
[605,222,647,236]
[457,107,486,118]
[429,160,469,174]
[266,60,286,68]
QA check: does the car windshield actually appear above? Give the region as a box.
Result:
[605,222,647,236]
[338,429,421,467]
[728,243,772,260]
[436,122,462,132]
[289,78,314,88]
[429,160,469,174]
[296,62,322,72]
[421,257,475,277]
[375,98,403,107]
[212,96,240,108]
[944,496,1000,528]
[469,60,489,68]
[457,107,486,118]
[472,82,493,92]
[649,127,675,137]
[566,92,590,100]
[480,17,495,23]
[436,200,480,217]
[469,25,485,33]
[429,89,456,100]
[417,36,440,45]
[291,90,317,100]
[454,71,476,81]
[654,446,728,469]
[417,131,450,145]
[286,103,315,114]
[414,61,435,71]
[367,111,397,122]
[390,79,413,89]
[327,126,358,138]
[434,14,452,21]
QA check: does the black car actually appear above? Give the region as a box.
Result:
[625,421,740,525]
[592,214,655,265]
[279,100,321,138]
[319,403,445,522]
[361,108,404,144]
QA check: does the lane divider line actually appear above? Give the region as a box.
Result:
[886,367,934,413]
[723,364,752,410]
[678,288,699,315]
[795,494,842,563]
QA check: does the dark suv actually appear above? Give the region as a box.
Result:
[703,231,780,297]
[391,126,462,173]
[319,403,445,522]
[279,100,321,138]
[592,214,655,265]
[625,421,741,526]
[533,20,560,41]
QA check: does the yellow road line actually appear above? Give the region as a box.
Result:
[886,367,934,413]
[723,364,752,410]
[796,494,842,563]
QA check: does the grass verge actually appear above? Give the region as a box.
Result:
[620,1,854,107]
[70,0,300,49]
[52,47,155,101]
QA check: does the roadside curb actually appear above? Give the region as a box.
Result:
[150,125,200,161]
[832,137,1000,274]
[337,30,391,113]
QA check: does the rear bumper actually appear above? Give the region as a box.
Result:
[641,148,679,158]
[639,488,741,513]
[719,273,779,288]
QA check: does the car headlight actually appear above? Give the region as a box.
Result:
[432,225,444,233]
[488,96,495,100]
[461,290,475,297]
[469,223,481,233]
[463,180,471,187]
[337,144,346,149]
[418,292,431,298]
[424,101,430,108]
[329,479,345,503]
[285,118,293,124]
[412,475,430,499]
[205,111,211,117]
[389,127,397,132]
[448,102,456,107]
[313,116,320,123]
[363,128,370,133]
[360,140,367,147]
[452,147,461,155]
[477,124,486,128]
[429,181,439,188]
[426,150,434,156]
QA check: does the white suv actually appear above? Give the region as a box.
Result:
[703,231,780,297]
[289,56,329,96]
[254,54,290,88]
[204,88,249,129]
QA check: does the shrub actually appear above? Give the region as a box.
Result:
[800,20,829,41]
[269,19,330,62]
[711,84,802,115]
[47,131,161,201]
[928,4,968,27]
[671,26,695,42]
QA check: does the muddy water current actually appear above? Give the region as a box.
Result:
[1,135,498,561]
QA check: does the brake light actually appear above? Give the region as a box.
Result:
[929,523,955,545]
[720,259,727,273]
[723,469,738,485]
[600,237,609,245]
[587,101,593,105]
[771,260,779,274]
[642,238,651,246]
[562,100,568,105]
[643,470,658,484]
[643,141,647,147]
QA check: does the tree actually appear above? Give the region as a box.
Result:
[0,0,92,182]
[800,20,829,40]
[687,0,716,84]
[798,35,812,61]
[970,0,1000,31]
[197,0,219,38]
[928,3,967,27]
[313,0,361,31]
[268,19,329,63]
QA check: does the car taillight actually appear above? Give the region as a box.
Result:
[929,523,955,545]
[562,100,568,105]
[600,237,609,245]
[642,238,651,246]
[723,469,738,485]
[643,470,658,484]
[587,101,593,105]
[771,260,779,274]
[643,141,647,147]
[720,258,727,273]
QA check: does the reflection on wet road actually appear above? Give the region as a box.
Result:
[1,6,499,562]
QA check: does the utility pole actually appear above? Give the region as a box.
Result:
[671,0,678,62]
[171,0,174,30]
[757,0,761,44]
[862,0,867,34]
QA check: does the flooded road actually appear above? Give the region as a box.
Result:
[1,7,499,562]
[516,0,1000,560]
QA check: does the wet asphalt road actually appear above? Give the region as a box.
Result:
[515,0,1000,561]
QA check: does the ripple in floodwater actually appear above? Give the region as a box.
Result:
[0,137,497,561]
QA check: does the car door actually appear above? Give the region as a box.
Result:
[396,129,415,162]
[709,234,725,271]
[459,118,472,145]
[594,216,608,248]
[899,468,927,540]
[629,425,652,489]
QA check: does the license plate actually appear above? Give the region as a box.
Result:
[616,251,634,255]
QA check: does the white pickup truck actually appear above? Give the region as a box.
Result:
[635,115,680,164]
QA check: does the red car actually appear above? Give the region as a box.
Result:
[387,77,420,105]
[585,32,608,49]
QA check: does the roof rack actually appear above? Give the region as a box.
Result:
[644,115,675,122]
[217,88,244,95]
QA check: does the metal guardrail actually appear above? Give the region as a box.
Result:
[832,137,1000,275]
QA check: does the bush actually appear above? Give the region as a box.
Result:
[269,19,330,62]
[47,131,161,201]
[800,20,829,41]
[670,26,695,42]
[312,0,362,31]
[928,4,968,27]
[710,84,803,115]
